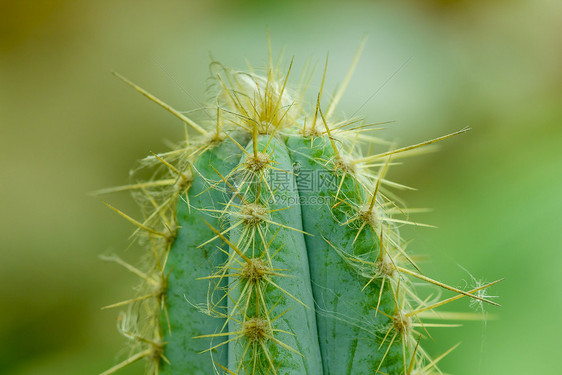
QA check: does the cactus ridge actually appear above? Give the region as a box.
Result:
[101,48,500,375]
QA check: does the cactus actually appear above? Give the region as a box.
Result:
[100,46,500,375]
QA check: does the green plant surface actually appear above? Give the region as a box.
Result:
[286,133,403,374]
[100,52,500,375]
[160,137,245,375]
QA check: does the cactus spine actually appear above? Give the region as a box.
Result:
[101,48,500,375]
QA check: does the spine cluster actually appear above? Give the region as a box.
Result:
[101,50,500,375]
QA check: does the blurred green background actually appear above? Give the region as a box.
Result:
[1,0,560,374]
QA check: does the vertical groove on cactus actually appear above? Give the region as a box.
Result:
[100,45,500,375]
[222,135,322,374]
[286,133,405,374]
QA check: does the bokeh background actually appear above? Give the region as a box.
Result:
[1,0,561,374]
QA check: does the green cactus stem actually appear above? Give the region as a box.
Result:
[100,47,500,375]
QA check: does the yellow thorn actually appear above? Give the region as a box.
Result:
[140,184,172,229]
[216,107,222,134]
[214,362,236,375]
[393,278,402,314]
[407,336,421,375]
[198,335,241,354]
[150,152,181,176]
[310,55,329,135]
[311,94,320,135]
[398,267,501,307]
[224,131,250,156]
[202,219,251,263]
[406,279,503,318]
[210,165,247,204]
[99,255,156,285]
[369,155,392,211]
[112,72,207,136]
[102,292,156,310]
[382,217,436,228]
[259,339,277,375]
[423,342,461,373]
[234,340,252,374]
[264,277,309,309]
[373,305,393,320]
[419,311,497,321]
[104,203,166,237]
[412,323,462,328]
[261,218,312,236]
[356,128,471,164]
[198,220,243,249]
[318,101,340,160]
[319,53,329,105]
[92,179,175,195]
[253,123,258,159]
[375,332,398,374]
[99,349,151,375]
[326,35,367,119]
[334,171,347,202]
[270,57,293,124]
[265,333,303,357]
